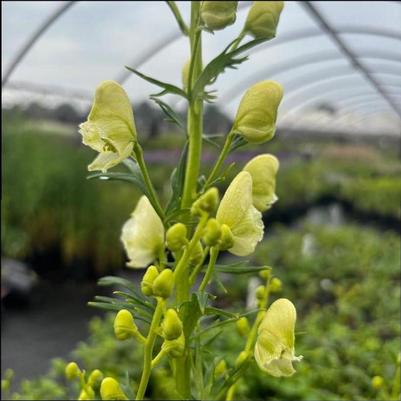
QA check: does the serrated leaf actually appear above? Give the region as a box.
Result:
[179,293,202,339]
[150,97,186,131]
[125,65,187,99]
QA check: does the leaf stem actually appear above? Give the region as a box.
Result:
[136,298,165,400]
[189,245,210,286]
[133,143,165,221]
[199,247,219,292]
[166,1,189,35]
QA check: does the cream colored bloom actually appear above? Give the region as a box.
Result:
[245,1,284,40]
[79,80,137,172]
[254,298,302,377]
[200,1,238,31]
[121,196,164,268]
[216,171,263,256]
[233,80,283,144]
[243,154,279,211]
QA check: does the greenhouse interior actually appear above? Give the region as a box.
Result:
[1,1,400,400]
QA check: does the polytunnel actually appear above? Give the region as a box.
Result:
[2,1,401,135]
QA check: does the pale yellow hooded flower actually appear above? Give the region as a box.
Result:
[79,80,137,172]
[254,298,302,377]
[243,154,279,212]
[200,1,238,31]
[121,196,164,268]
[216,171,264,256]
[233,80,283,144]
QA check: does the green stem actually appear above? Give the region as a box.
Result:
[133,144,165,221]
[181,2,203,209]
[151,349,166,369]
[136,298,165,400]
[199,247,219,292]
[203,130,234,190]
[229,30,246,52]
[166,1,189,35]
[225,273,272,400]
[189,245,210,286]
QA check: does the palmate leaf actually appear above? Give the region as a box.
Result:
[125,66,187,99]
[191,37,266,102]
[150,97,186,132]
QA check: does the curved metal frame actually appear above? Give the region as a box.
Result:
[2,1,75,86]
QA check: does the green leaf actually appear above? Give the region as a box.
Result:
[195,291,213,314]
[179,293,202,339]
[150,97,186,132]
[125,66,187,99]
[214,262,270,274]
[205,306,238,319]
[191,38,266,102]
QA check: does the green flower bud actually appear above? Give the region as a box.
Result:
[243,154,279,211]
[269,277,282,293]
[141,265,159,296]
[214,360,227,378]
[200,1,238,31]
[114,309,138,341]
[191,188,219,216]
[244,1,284,40]
[152,268,174,299]
[259,268,272,280]
[88,369,104,388]
[65,362,81,380]
[166,223,188,252]
[100,377,128,400]
[162,333,185,358]
[371,375,384,389]
[255,285,265,300]
[190,241,204,266]
[202,218,222,247]
[79,387,95,400]
[236,317,250,337]
[162,309,183,340]
[233,81,283,144]
[235,351,248,368]
[218,224,235,251]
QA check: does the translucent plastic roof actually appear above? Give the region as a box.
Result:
[2,1,401,134]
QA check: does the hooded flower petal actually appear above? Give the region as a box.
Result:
[233,80,283,144]
[79,80,137,172]
[243,154,279,211]
[254,298,302,377]
[121,196,164,268]
[216,171,264,256]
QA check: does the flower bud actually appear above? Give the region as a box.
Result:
[243,154,279,211]
[79,387,95,400]
[88,369,103,388]
[162,333,185,358]
[189,241,204,265]
[100,377,128,400]
[371,375,384,389]
[65,362,81,380]
[255,285,265,300]
[152,268,174,299]
[114,309,138,341]
[233,81,283,144]
[214,360,227,378]
[236,317,250,337]
[259,267,272,280]
[269,277,282,293]
[202,218,222,247]
[191,188,219,216]
[166,223,188,252]
[244,1,284,40]
[235,351,248,368]
[200,1,238,31]
[218,224,235,251]
[162,309,183,340]
[141,265,159,296]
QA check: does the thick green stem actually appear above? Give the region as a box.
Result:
[199,247,219,292]
[133,144,165,221]
[136,298,165,400]
[181,2,203,209]
[203,131,234,190]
